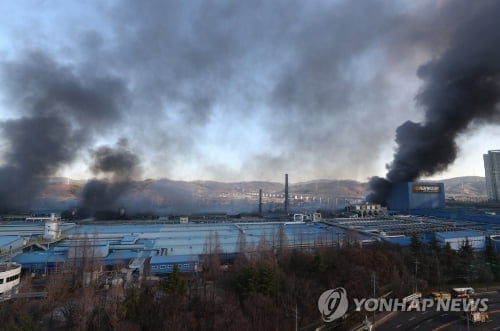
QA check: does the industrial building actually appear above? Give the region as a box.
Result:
[386,182,445,212]
[326,212,500,250]
[3,206,500,281]
[484,150,500,201]
[150,254,200,274]
[0,217,346,276]
[435,231,485,251]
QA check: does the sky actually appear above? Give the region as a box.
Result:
[0,0,498,184]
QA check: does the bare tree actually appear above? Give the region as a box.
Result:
[344,228,360,248]
[202,230,223,300]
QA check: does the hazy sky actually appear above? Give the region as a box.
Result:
[0,0,498,183]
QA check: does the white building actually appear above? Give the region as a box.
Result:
[435,231,485,251]
[484,150,500,201]
[0,262,21,297]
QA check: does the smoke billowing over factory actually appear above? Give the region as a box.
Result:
[0,1,499,213]
[78,139,141,217]
[0,52,129,213]
[368,0,500,206]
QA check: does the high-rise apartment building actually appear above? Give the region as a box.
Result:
[483,150,500,201]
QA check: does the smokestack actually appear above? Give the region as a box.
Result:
[259,189,262,215]
[284,174,289,215]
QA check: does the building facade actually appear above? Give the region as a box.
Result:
[484,150,500,201]
[435,231,485,251]
[386,182,445,212]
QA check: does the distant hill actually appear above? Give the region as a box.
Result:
[440,176,486,197]
[35,176,487,212]
[290,179,367,197]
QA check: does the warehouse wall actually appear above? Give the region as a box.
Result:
[387,182,445,211]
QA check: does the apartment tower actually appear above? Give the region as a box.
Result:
[484,150,500,201]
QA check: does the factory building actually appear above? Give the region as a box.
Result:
[5,210,500,280]
[435,231,485,251]
[484,150,500,201]
[386,182,445,212]
[3,221,343,276]
[150,254,200,274]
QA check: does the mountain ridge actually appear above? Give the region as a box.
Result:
[41,175,487,202]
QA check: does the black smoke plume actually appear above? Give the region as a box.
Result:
[368,0,500,204]
[79,140,141,217]
[0,52,128,212]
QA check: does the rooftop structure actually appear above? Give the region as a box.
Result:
[327,212,500,250]
[346,203,386,217]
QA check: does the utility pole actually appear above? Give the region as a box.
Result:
[259,189,262,215]
[284,174,289,215]
[295,303,298,331]
[414,258,420,293]
[372,272,376,324]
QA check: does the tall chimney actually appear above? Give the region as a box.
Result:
[259,189,262,215]
[284,173,289,215]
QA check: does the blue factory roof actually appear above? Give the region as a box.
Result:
[121,235,139,244]
[5,214,500,271]
[411,209,500,224]
[5,221,347,270]
[13,251,66,265]
[382,237,412,246]
[0,235,22,247]
[102,251,141,265]
[150,254,200,265]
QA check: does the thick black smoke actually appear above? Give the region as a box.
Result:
[368,0,500,204]
[4,1,500,213]
[79,140,141,217]
[107,0,419,180]
[366,177,391,205]
[0,52,128,212]
[90,139,140,181]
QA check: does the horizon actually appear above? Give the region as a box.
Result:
[54,174,486,185]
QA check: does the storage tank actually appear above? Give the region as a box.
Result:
[43,213,60,240]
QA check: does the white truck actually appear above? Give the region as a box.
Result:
[402,292,422,309]
[463,311,489,324]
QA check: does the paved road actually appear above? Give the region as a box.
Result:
[375,292,500,330]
